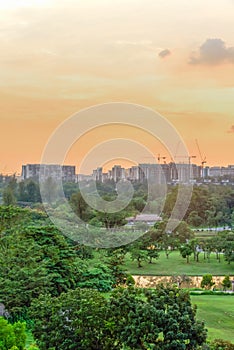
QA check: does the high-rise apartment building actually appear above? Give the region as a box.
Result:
[21,164,76,182]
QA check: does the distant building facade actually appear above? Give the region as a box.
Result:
[21,164,76,182]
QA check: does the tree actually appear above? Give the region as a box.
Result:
[173,221,194,243]
[30,288,115,350]
[222,275,232,291]
[30,286,207,350]
[70,191,90,221]
[179,243,193,263]
[0,225,85,319]
[147,247,159,263]
[77,263,114,292]
[160,234,177,259]
[3,187,16,206]
[201,274,215,290]
[190,239,202,262]
[130,247,147,268]
[109,286,207,349]
[210,236,224,263]
[223,232,234,264]
[94,210,127,230]
[106,248,128,286]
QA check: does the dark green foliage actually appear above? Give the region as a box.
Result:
[222,276,232,291]
[94,210,128,229]
[163,185,234,228]
[0,224,85,319]
[223,233,234,264]
[30,286,207,350]
[77,263,114,291]
[3,187,16,206]
[106,248,129,286]
[201,274,215,290]
[0,206,31,234]
[179,243,194,263]
[17,180,41,203]
[30,289,114,350]
[70,191,91,221]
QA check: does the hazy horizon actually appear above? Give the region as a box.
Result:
[1,0,233,174]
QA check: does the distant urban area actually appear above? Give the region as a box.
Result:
[15,162,234,184]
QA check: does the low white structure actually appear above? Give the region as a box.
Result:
[126,214,162,226]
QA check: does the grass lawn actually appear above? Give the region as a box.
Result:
[191,295,234,342]
[123,250,234,275]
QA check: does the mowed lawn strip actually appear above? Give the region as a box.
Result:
[123,251,234,275]
[191,295,234,343]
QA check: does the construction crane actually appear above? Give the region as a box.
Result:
[143,154,167,164]
[174,155,196,164]
[173,155,196,181]
[195,139,206,178]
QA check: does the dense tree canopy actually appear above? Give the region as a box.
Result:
[30,285,207,350]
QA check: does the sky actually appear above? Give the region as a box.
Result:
[0,0,234,174]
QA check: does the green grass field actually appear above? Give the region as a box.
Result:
[123,251,234,275]
[191,295,234,342]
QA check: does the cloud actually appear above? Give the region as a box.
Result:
[189,38,234,65]
[227,125,234,133]
[158,49,171,59]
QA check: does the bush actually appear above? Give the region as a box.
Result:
[0,317,26,350]
[201,274,215,289]
[222,275,232,291]
[210,339,234,349]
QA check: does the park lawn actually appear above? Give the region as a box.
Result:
[191,295,234,343]
[123,251,234,275]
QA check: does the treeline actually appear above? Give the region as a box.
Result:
[1,176,233,228]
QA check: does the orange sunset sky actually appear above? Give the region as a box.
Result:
[0,0,234,175]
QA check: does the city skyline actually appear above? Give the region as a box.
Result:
[19,162,234,183]
[0,0,234,174]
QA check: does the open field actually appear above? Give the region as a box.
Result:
[123,251,234,276]
[191,295,234,342]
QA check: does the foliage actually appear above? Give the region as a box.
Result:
[0,225,85,319]
[77,263,114,291]
[209,339,234,349]
[70,191,91,221]
[30,288,114,350]
[109,285,207,349]
[106,248,129,286]
[222,276,232,291]
[179,243,194,263]
[201,274,215,290]
[30,286,207,350]
[0,317,26,350]
[0,206,31,234]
